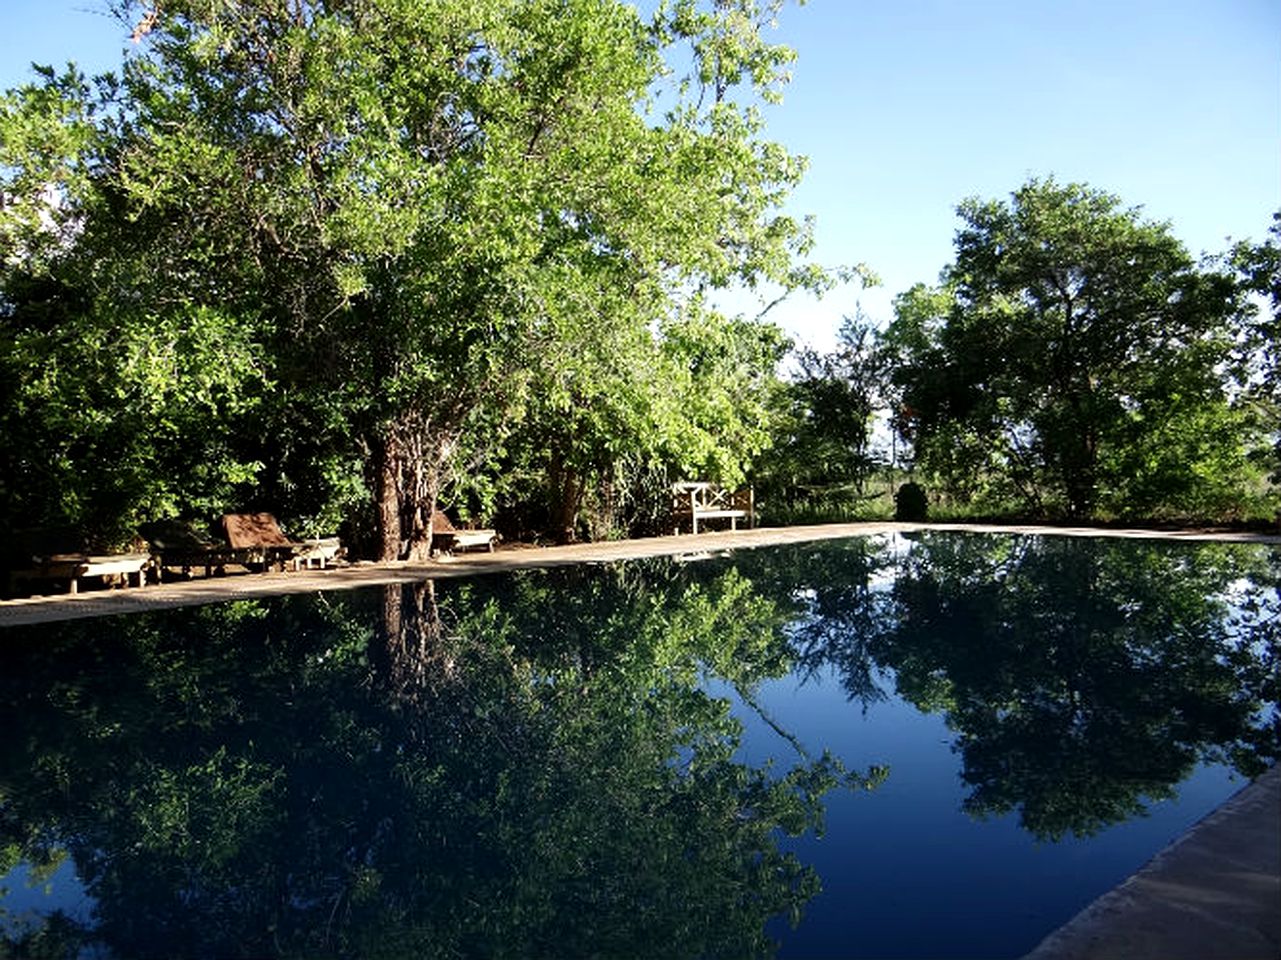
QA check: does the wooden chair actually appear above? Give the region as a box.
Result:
[671,482,755,535]
[430,510,497,556]
[221,513,343,571]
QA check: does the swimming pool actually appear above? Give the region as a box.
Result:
[1,531,1277,957]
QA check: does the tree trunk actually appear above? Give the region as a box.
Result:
[403,434,452,562]
[551,465,584,545]
[373,581,450,707]
[1060,413,1097,520]
[374,433,402,561]
[403,469,439,562]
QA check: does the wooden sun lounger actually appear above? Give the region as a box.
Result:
[430,509,497,555]
[221,513,343,571]
[148,520,262,578]
[13,552,153,595]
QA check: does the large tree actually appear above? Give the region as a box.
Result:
[884,178,1263,519]
[1232,211,1281,483]
[1,0,817,557]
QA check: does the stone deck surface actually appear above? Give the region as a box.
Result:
[1022,764,1280,960]
[3,520,1279,959]
[4,520,1277,628]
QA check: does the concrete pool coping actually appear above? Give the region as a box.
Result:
[2,519,1279,959]
[1022,762,1280,960]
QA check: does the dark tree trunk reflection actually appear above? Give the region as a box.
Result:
[374,580,456,704]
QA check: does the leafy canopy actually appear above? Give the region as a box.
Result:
[882,177,1262,520]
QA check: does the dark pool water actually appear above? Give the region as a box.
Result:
[1,532,1277,958]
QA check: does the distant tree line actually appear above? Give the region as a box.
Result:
[2,1,1277,558]
[760,185,1280,525]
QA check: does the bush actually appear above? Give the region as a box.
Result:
[894,482,928,521]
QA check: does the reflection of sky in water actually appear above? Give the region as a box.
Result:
[711,666,1242,959]
[0,859,95,939]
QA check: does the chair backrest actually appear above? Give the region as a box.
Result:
[430,510,457,534]
[143,518,217,550]
[222,513,292,548]
[672,482,710,514]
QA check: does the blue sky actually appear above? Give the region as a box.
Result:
[3,0,1278,348]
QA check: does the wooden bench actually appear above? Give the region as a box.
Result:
[671,483,755,535]
[294,536,344,569]
[12,552,153,595]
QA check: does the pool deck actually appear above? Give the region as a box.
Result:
[2,519,1279,959]
[4,520,1277,629]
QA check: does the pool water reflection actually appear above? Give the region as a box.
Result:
[1,532,1277,958]
[736,668,1241,958]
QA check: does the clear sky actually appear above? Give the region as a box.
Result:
[3,0,1278,348]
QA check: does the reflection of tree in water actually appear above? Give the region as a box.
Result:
[0,562,859,959]
[742,536,898,706]
[743,534,1280,841]
[4,537,1273,955]
[373,580,457,701]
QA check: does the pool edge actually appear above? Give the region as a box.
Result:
[1021,763,1281,960]
[4,521,1278,629]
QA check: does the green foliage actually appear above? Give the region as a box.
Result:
[1232,211,1281,484]
[0,285,269,546]
[883,178,1270,521]
[477,299,788,542]
[756,314,888,522]
[658,307,791,486]
[0,59,271,546]
[1,0,818,554]
[0,66,98,261]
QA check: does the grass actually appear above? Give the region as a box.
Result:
[757,476,1280,532]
